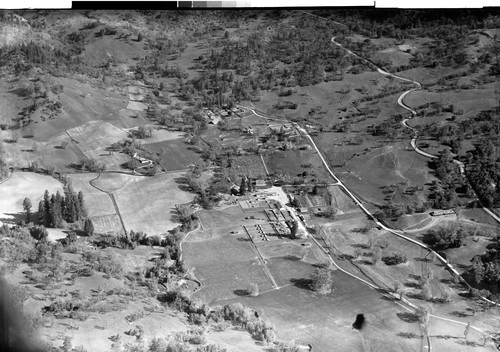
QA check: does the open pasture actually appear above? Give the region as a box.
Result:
[265,257,317,288]
[91,172,141,193]
[320,224,460,307]
[66,120,127,159]
[1,131,85,172]
[403,85,497,120]
[263,149,331,182]
[82,35,148,64]
[137,127,185,145]
[217,271,422,352]
[327,185,362,215]
[113,172,195,235]
[0,172,63,225]
[30,77,129,141]
[253,71,389,121]
[144,139,200,171]
[196,205,268,230]
[184,231,274,303]
[337,142,435,206]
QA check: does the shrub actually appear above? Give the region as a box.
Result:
[382,252,408,265]
[310,266,333,294]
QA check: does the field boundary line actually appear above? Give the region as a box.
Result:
[89,173,127,235]
[243,226,279,289]
[260,153,270,176]
[0,168,14,186]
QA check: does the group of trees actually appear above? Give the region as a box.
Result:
[465,137,500,207]
[0,142,9,181]
[310,265,333,294]
[463,237,500,298]
[422,225,469,251]
[158,293,277,344]
[37,182,87,228]
[428,150,465,209]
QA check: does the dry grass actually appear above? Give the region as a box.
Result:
[113,172,195,235]
[0,172,63,225]
[68,173,116,217]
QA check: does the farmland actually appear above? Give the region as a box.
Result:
[142,139,200,171]
[113,172,195,234]
[1,8,500,352]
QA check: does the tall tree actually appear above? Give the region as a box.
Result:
[84,218,94,236]
[239,177,247,195]
[43,190,52,227]
[23,197,32,223]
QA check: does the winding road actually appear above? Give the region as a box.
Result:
[237,23,500,350]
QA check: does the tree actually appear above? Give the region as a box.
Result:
[421,279,432,301]
[310,266,333,294]
[11,131,20,143]
[372,247,382,265]
[23,197,32,223]
[239,177,247,195]
[84,218,94,236]
[246,177,253,193]
[61,336,73,352]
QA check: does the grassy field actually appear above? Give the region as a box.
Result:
[327,185,363,215]
[66,120,130,171]
[329,141,435,207]
[68,173,116,218]
[184,228,274,303]
[263,149,331,183]
[1,131,86,172]
[253,71,392,123]
[143,139,200,171]
[0,172,63,225]
[30,77,130,141]
[403,85,497,121]
[196,205,269,230]
[90,172,141,193]
[216,271,422,352]
[113,172,195,235]
[136,127,185,145]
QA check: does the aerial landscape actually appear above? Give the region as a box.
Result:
[0,7,500,352]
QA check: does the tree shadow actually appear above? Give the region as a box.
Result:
[396,312,420,323]
[290,278,312,291]
[406,292,424,300]
[237,237,252,242]
[351,243,370,249]
[283,255,302,261]
[404,281,421,289]
[233,289,250,296]
[450,310,470,318]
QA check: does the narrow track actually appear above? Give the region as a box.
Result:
[89,173,127,235]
